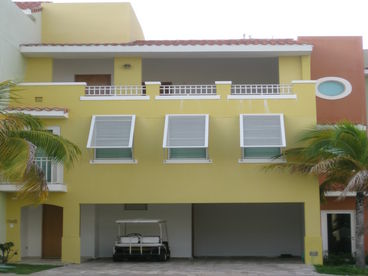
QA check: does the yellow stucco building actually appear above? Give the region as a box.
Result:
[2,2,322,265]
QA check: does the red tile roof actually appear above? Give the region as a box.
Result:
[21,39,309,47]
[6,106,68,113]
[14,2,48,13]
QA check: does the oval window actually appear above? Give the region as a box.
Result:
[316,77,352,100]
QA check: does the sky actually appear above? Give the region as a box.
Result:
[15,0,368,48]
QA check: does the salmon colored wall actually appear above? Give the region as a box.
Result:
[321,197,368,253]
[298,37,367,125]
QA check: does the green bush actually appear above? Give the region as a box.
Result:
[0,242,17,264]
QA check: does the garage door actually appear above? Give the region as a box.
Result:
[193,203,304,257]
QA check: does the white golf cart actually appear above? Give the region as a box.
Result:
[112,219,170,261]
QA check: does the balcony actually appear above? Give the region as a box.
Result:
[81,83,297,101]
[231,84,292,96]
[85,85,146,96]
[0,158,65,192]
[160,85,216,96]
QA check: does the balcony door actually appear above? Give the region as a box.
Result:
[75,74,111,85]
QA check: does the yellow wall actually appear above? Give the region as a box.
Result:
[114,57,142,85]
[41,3,144,44]
[6,80,322,264]
[301,55,311,80]
[279,56,302,83]
[24,58,53,82]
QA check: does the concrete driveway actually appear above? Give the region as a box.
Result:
[31,258,324,276]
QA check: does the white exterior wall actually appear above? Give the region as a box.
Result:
[0,0,41,82]
[80,205,97,258]
[53,59,114,83]
[0,1,41,242]
[193,203,304,257]
[20,205,43,257]
[143,58,279,84]
[80,204,192,258]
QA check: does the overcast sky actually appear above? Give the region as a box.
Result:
[16,0,368,48]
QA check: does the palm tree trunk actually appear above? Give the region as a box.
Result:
[355,191,365,268]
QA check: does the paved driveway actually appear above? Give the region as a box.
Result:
[32,258,325,276]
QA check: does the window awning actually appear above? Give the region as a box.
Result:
[87,115,135,148]
[240,114,286,147]
[163,114,209,148]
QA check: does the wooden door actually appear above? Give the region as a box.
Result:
[42,205,63,259]
[75,74,111,85]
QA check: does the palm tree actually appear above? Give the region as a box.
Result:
[0,80,81,201]
[268,122,367,268]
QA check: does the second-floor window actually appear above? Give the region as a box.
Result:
[87,115,136,163]
[163,114,209,163]
[240,114,286,162]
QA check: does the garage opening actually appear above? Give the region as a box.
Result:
[193,203,304,257]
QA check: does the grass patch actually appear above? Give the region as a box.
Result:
[0,264,61,274]
[315,264,368,275]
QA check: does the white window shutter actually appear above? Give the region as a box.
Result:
[163,115,208,148]
[240,114,286,147]
[87,115,135,148]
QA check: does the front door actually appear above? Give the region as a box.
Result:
[321,211,355,256]
[42,205,63,259]
[327,214,352,254]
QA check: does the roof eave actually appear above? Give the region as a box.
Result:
[20,44,313,58]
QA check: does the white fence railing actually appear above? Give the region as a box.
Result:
[231,84,292,95]
[35,157,63,184]
[160,85,216,96]
[85,85,145,96]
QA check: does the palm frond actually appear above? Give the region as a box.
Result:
[11,130,81,167]
[265,122,368,199]
[0,137,35,181]
[343,170,368,194]
[17,164,49,202]
[0,80,20,111]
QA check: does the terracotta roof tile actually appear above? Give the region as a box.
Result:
[6,106,68,113]
[14,2,48,13]
[21,39,309,47]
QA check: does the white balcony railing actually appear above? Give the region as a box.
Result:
[231,84,292,95]
[34,157,63,184]
[160,85,216,96]
[0,157,64,192]
[85,85,145,96]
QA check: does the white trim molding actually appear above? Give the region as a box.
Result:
[144,81,161,85]
[215,81,232,85]
[164,159,212,164]
[20,44,313,59]
[238,158,286,164]
[291,80,317,84]
[316,77,352,100]
[228,95,297,100]
[155,95,220,100]
[6,109,68,119]
[19,82,87,86]
[324,191,357,197]
[80,96,150,101]
[0,184,67,192]
[89,159,137,164]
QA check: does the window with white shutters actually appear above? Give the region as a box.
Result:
[87,115,135,161]
[240,114,285,160]
[163,114,209,161]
